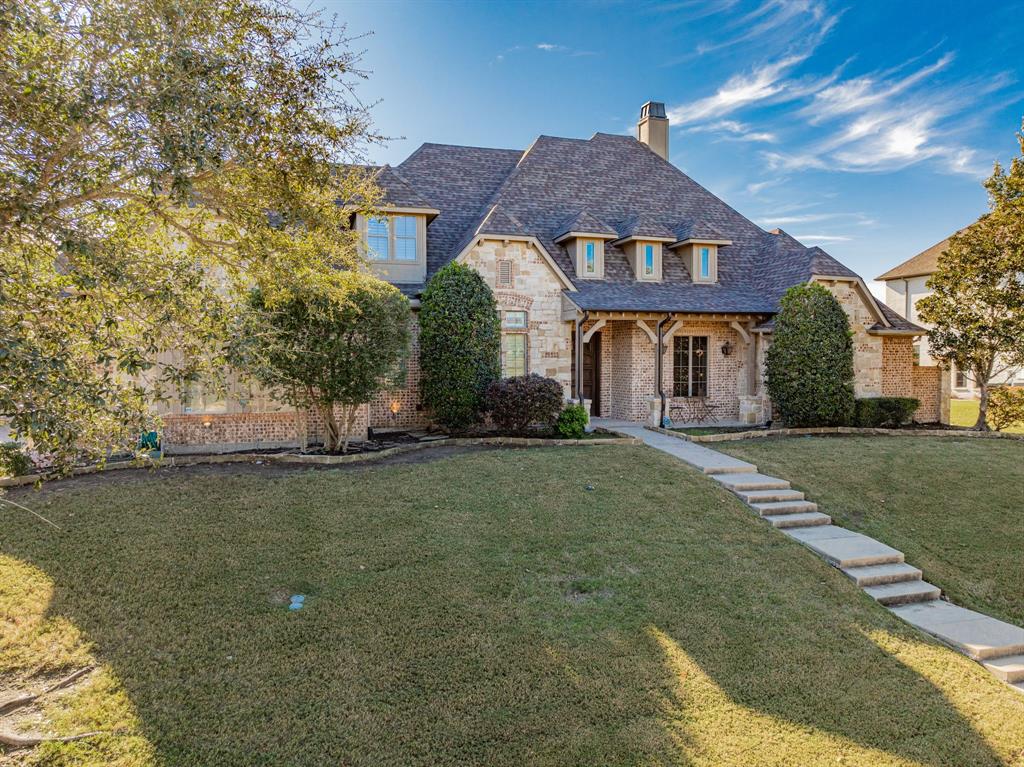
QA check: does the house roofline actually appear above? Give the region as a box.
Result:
[454,234,576,291]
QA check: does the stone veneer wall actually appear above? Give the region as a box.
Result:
[369,315,427,429]
[822,280,883,397]
[462,239,572,392]
[162,404,369,454]
[660,320,744,422]
[912,365,942,423]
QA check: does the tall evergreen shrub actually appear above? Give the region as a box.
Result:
[419,263,501,430]
[765,283,855,426]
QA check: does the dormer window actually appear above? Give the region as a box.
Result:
[367,217,390,260]
[699,246,711,280]
[585,241,597,275]
[644,244,655,276]
[669,222,730,284]
[366,215,419,262]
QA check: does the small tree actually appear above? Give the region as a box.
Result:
[238,272,410,452]
[419,263,500,430]
[917,124,1024,429]
[766,282,855,427]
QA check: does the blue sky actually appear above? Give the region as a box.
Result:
[330,0,1023,291]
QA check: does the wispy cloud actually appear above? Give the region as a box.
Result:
[683,119,777,142]
[755,211,876,226]
[492,41,597,64]
[793,234,853,242]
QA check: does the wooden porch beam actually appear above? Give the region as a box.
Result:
[582,319,606,343]
[635,320,657,344]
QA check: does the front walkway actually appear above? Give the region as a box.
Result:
[600,419,1024,693]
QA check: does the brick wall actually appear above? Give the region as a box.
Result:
[660,320,743,422]
[369,315,427,429]
[912,365,942,423]
[881,336,914,397]
[162,404,369,454]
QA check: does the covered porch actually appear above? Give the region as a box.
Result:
[568,310,771,426]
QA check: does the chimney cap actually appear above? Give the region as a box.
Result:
[640,101,667,120]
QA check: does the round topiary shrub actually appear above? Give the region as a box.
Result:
[486,374,564,434]
[766,282,855,427]
[556,403,589,439]
[987,387,1024,431]
[419,263,501,431]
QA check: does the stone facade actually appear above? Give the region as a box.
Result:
[822,280,883,397]
[660,320,745,423]
[462,239,572,391]
[162,404,369,454]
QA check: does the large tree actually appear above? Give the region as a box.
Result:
[917,122,1024,430]
[235,273,410,453]
[0,0,381,468]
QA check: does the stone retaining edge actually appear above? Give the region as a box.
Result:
[646,424,1024,444]
[0,434,641,488]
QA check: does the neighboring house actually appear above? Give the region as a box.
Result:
[162,102,938,452]
[877,235,1024,399]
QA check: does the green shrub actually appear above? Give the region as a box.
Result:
[765,283,855,427]
[854,397,920,428]
[0,442,33,477]
[486,374,564,434]
[987,387,1024,431]
[419,263,501,430]
[556,404,589,439]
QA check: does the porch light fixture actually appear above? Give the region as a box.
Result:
[721,341,733,357]
[390,400,401,415]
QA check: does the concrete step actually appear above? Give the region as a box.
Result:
[1013,682,1024,694]
[783,525,904,568]
[890,601,1024,660]
[864,580,940,606]
[735,488,805,504]
[841,562,923,587]
[763,511,831,529]
[983,654,1024,683]
[750,500,818,516]
[712,472,791,492]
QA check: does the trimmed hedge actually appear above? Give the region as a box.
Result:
[854,397,920,428]
[556,403,589,439]
[487,374,564,434]
[0,442,33,477]
[419,263,501,430]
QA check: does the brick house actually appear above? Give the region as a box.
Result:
[162,102,939,452]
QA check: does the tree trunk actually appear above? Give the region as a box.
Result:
[340,404,359,453]
[975,380,990,431]
[319,402,341,452]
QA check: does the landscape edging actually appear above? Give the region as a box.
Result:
[0,434,641,488]
[646,424,1024,444]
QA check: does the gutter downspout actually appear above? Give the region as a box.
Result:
[574,311,589,403]
[656,313,671,427]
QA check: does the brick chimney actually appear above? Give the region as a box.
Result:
[637,101,669,160]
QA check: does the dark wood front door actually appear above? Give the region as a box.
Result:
[581,335,600,415]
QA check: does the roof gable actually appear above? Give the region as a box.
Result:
[876,236,952,281]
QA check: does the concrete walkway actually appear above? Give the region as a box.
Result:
[600,419,1024,693]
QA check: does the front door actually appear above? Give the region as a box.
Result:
[581,335,601,415]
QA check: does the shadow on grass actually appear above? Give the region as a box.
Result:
[1,449,1021,765]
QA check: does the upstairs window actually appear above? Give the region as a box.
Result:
[365,215,419,262]
[673,336,708,397]
[644,244,655,276]
[504,310,527,328]
[367,217,390,260]
[700,247,710,279]
[393,215,418,261]
[585,241,596,274]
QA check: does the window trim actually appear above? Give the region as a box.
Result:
[673,335,709,398]
[644,244,655,276]
[503,309,527,329]
[363,214,422,264]
[690,244,717,283]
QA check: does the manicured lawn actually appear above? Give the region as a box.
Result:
[951,398,1024,433]
[2,447,1024,766]
[719,436,1024,626]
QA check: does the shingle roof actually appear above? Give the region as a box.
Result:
[613,212,676,241]
[369,132,917,327]
[554,209,617,240]
[876,236,951,280]
[373,165,437,211]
